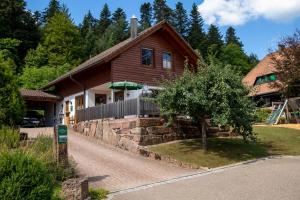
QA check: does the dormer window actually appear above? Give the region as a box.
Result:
[254,73,277,85]
[141,48,153,66]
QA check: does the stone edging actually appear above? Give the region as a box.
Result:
[106,155,297,199]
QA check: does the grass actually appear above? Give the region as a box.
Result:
[89,188,109,200]
[149,126,300,168]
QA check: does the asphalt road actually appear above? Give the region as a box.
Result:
[110,156,300,200]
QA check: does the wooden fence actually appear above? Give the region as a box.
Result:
[75,98,160,122]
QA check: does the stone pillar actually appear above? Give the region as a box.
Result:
[62,178,89,200]
[53,125,68,166]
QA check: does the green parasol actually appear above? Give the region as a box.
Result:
[109,81,143,90]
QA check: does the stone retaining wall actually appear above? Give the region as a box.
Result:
[72,117,203,153]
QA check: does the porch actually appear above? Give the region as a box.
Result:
[62,82,159,125]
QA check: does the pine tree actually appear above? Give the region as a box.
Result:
[225,26,243,47]
[80,10,97,38]
[112,8,126,23]
[173,2,188,38]
[0,0,40,72]
[82,27,97,60]
[139,2,152,31]
[153,0,174,24]
[206,24,224,58]
[43,13,82,67]
[187,3,206,57]
[42,0,61,23]
[96,3,111,35]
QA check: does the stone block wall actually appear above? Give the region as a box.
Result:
[62,178,89,200]
[72,117,203,153]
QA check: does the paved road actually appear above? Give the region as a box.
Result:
[110,156,300,200]
[68,130,198,191]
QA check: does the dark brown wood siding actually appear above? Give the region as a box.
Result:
[55,63,111,97]
[111,31,186,86]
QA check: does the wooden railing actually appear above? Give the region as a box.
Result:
[75,97,160,122]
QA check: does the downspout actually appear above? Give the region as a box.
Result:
[70,74,86,121]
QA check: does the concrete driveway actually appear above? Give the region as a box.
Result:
[109,156,300,200]
[68,130,197,191]
[21,128,198,191]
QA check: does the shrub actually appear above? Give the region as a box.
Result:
[0,126,19,150]
[255,108,271,123]
[89,188,109,200]
[0,150,54,200]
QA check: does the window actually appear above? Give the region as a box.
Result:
[163,52,172,69]
[141,48,153,66]
[95,94,106,106]
[254,73,277,85]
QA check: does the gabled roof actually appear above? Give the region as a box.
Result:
[20,89,62,101]
[243,54,281,96]
[43,20,198,89]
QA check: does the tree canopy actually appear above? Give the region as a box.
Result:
[271,30,300,98]
[139,3,153,31]
[156,63,255,150]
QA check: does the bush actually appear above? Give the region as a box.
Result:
[255,108,271,123]
[0,126,19,150]
[0,150,54,200]
[89,188,109,200]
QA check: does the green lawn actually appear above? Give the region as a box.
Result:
[149,126,300,168]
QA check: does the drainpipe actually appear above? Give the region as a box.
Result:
[70,75,86,121]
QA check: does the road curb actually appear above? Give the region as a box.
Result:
[106,155,297,199]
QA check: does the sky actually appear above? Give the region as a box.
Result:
[26,0,300,60]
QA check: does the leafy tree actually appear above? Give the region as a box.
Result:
[0,52,24,125]
[271,29,300,97]
[20,64,71,90]
[0,0,40,71]
[139,2,153,31]
[96,3,112,35]
[153,0,174,24]
[43,13,82,67]
[80,10,97,38]
[220,43,252,75]
[0,38,21,67]
[156,63,255,151]
[24,44,48,68]
[225,26,243,47]
[42,0,61,23]
[206,24,224,59]
[187,3,206,58]
[173,2,188,38]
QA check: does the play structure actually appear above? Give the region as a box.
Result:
[267,97,300,124]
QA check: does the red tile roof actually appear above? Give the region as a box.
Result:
[20,89,61,101]
[243,54,281,96]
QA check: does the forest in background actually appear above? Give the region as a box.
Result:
[0,0,259,90]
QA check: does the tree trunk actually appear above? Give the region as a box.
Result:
[201,120,207,152]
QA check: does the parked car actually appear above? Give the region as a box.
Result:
[21,111,45,127]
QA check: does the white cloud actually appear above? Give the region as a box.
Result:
[198,0,300,26]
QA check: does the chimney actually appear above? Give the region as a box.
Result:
[130,15,138,39]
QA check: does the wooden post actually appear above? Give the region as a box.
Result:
[53,125,68,167]
[137,97,140,118]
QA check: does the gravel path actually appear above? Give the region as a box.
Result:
[68,130,198,191]
[110,156,300,200]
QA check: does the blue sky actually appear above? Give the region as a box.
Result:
[26,0,300,60]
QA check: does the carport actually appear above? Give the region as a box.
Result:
[20,89,62,126]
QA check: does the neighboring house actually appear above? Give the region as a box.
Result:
[243,54,282,107]
[21,18,198,125]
